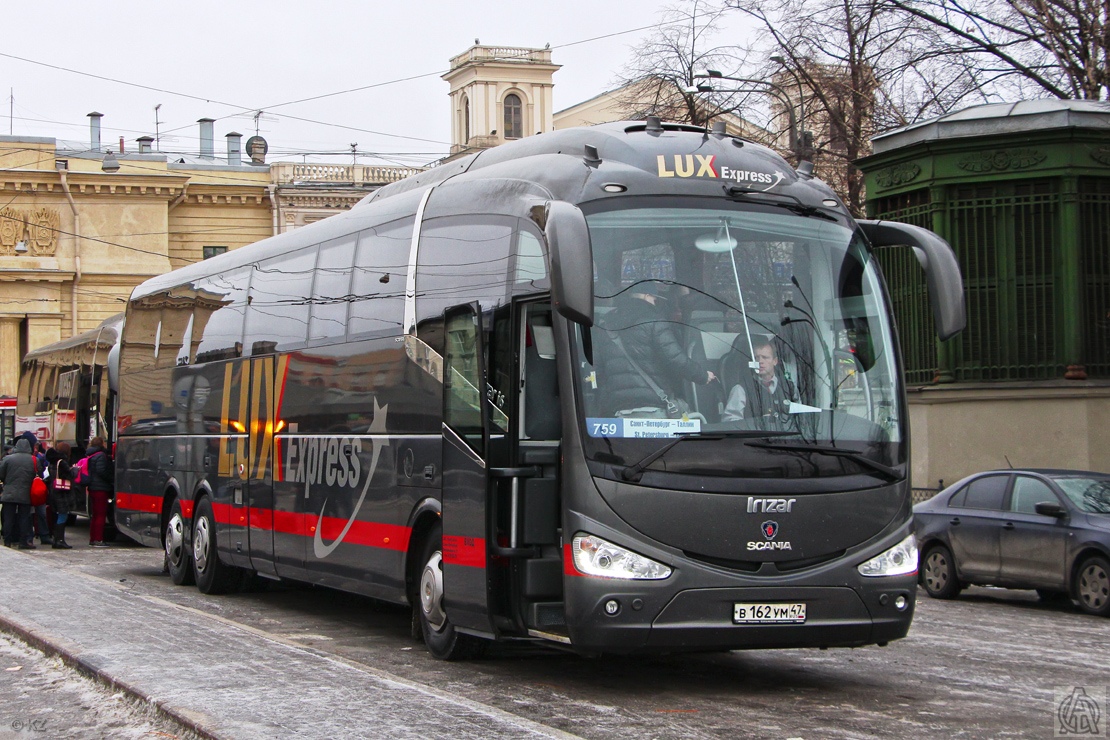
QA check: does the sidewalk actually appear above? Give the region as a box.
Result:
[0,546,577,740]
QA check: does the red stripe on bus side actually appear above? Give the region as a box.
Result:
[443,534,486,568]
[181,499,194,519]
[115,492,163,514]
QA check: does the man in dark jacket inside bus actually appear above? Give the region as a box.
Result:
[0,438,40,549]
[599,281,716,415]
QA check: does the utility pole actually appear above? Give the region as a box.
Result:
[154,104,162,151]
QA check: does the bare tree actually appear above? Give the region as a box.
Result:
[614,1,754,129]
[726,0,990,214]
[881,0,1110,100]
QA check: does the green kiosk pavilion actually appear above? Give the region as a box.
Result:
[858,100,1110,490]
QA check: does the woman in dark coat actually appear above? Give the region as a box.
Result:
[45,441,75,549]
[0,438,39,549]
[85,437,114,547]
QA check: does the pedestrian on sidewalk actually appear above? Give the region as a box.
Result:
[0,438,39,549]
[85,437,114,548]
[32,441,53,546]
[46,441,75,549]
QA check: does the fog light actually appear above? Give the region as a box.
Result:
[604,599,620,616]
[895,595,908,611]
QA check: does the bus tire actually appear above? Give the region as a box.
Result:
[192,497,240,595]
[165,499,194,586]
[921,544,962,600]
[417,523,485,661]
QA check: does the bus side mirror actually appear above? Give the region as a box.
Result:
[858,220,966,342]
[544,201,594,328]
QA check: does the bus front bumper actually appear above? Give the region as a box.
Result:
[563,579,916,654]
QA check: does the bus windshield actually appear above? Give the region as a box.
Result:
[575,200,903,482]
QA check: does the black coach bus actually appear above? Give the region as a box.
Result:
[114,120,964,659]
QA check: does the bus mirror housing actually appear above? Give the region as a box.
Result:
[858,220,966,341]
[544,200,594,328]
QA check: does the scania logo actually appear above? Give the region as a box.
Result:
[762,520,779,540]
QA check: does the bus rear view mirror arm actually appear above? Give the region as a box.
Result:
[858,220,966,342]
[545,200,594,328]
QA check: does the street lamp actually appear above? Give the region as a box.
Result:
[689,69,810,164]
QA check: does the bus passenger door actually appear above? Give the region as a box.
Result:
[440,303,496,636]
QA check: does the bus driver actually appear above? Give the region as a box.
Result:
[721,337,795,421]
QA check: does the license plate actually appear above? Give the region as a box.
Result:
[733,602,807,624]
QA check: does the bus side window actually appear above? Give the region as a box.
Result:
[309,234,357,341]
[244,245,316,354]
[349,218,412,337]
[193,267,251,363]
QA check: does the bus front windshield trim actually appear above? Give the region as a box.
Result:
[574,201,904,483]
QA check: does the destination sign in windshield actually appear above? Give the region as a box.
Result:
[586,417,702,438]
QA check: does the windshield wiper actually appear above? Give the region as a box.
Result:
[742,440,900,481]
[724,186,839,221]
[622,430,798,483]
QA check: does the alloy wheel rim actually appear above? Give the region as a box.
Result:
[925,552,948,593]
[165,513,184,567]
[1079,563,1109,610]
[420,551,446,631]
[193,516,211,574]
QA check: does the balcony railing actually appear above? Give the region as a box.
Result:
[270,162,424,186]
[449,45,553,69]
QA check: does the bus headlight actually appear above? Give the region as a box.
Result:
[572,533,672,580]
[857,534,918,577]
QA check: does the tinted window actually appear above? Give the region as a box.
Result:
[244,247,316,353]
[309,234,357,341]
[194,268,251,363]
[416,216,513,322]
[514,228,547,287]
[1010,477,1058,514]
[349,218,412,336]
[960,475,1009,510]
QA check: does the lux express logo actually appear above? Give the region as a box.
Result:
[656,154,786,190]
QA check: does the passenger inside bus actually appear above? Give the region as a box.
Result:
[720,336,797,421]
[596,280,716,418]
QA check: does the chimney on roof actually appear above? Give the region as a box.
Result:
[88,112,103,152]
[226,132,242,166]
[198,118,215,159]
[137,136,154,154]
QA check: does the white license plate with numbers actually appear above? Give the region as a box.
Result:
[733,602,807,624]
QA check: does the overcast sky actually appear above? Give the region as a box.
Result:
[1,1,746,167]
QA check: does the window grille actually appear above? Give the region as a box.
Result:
[1080,177,1110,378]
[949,180,1059,381]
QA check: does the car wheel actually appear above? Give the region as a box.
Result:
[192,497,242,595]
[1076,555,1110,617]
[165,499,194,586]
[921,544,962,599]
[416,523,485,661]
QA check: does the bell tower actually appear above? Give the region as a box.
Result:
[442,43,560,157]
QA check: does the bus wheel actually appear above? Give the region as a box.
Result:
[417,523,485,661]
[165,499,194,586]
[921,544,962,599]
[192,497,240,595]
[1076,555,1110,617]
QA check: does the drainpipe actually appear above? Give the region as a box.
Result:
[268,184,279,236]
[57,162,80,336]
